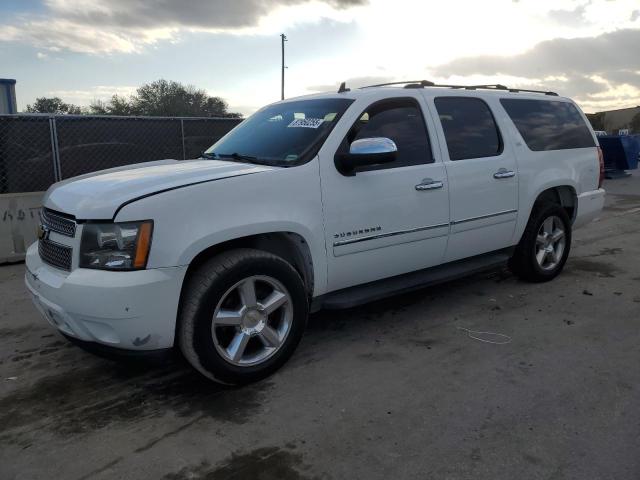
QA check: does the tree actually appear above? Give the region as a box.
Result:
[630,111,640,134]
[586,112,605,132]
[25,97,82,114]
[89,79,241,118]
[89,95,135,116]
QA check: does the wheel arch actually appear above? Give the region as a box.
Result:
[180,231,315,298]
[513,183,578,246]
[532,185,578,223]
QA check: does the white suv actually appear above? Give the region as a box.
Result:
[25,81,605,384]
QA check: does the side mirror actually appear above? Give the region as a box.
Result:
[335,137,397,176]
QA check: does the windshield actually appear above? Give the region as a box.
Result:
[204,98,354,166]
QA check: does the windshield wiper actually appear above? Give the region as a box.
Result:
[217,152,260,163]
[204,152,290,167]
[200,151,257,163]
[215,152,284,167]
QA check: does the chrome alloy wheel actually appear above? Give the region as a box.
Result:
[535,215,566,271]
[211,275,293,366]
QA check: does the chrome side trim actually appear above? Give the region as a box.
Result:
[332,209,519,248]
[333,223,449,247]
[452,209,517,225]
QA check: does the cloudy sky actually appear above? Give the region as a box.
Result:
[1,0,639,115]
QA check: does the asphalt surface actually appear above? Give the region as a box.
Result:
[1,174,639,480]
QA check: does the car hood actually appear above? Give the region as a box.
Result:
[44,159,275,220]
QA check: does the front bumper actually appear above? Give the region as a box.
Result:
[574,188,606,228]
[25,242,187,351]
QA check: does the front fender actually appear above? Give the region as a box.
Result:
[114,160,329,295]
[177,222,317,266]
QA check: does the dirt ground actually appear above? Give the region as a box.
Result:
[1,173,639,480]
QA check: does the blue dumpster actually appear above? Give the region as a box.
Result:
[599,135,639,178]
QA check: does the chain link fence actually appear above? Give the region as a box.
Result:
[0,114,242,194]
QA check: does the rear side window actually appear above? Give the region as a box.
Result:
[434,97,502,160]
[500,99,595,151]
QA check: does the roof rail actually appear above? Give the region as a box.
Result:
[360,80,558,96]
[506,87,558,96]
[361,80,434,88]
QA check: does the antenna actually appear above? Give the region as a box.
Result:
[338,82,350,93]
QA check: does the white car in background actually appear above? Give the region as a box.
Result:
[25,80,605,384]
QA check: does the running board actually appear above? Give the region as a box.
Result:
[313,248,513,311]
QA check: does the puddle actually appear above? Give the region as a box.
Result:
[568,258,622,278]
[0,361,271,441]
[163,446,319,480]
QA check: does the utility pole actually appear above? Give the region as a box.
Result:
[280,33,287,100]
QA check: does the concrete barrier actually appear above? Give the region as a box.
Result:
[0,192,43,264]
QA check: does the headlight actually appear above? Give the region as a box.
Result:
[80,221,153,270]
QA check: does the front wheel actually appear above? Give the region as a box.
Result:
[509,202,572,282]
[178,249,308,384]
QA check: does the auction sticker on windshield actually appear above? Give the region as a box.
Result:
[288,118,324,128]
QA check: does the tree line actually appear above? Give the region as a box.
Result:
[586,111,640,134]
[25,79,241,118]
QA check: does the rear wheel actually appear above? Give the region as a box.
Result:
[179,249,308,384]
[509,202,571,282]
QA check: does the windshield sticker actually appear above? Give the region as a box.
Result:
[287,118,324,129]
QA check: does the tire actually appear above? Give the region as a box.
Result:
[509,202,572,283]
[178,248,308,385]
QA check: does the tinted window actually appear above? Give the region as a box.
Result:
[434,97,502,160]
[205,98,353,166]
[344,98,433,170]
[500,99,595,151]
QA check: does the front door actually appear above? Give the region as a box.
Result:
[318,94,450,292]
[428,95,519,262]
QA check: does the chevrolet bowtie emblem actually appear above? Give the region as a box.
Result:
[37,224,51,241]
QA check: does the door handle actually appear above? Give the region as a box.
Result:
[493,168,515,179]
[415,179,444,191]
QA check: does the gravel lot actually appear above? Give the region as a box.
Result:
[1,174,639,480]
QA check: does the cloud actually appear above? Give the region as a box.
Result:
[47,0,366,30]
[301,28,640,111]
[429,28,640,109]
[431,29,640,80]
[46,85,138,105]
[548,3,591,27]
[632,10,640,21]
[1,0,368,54]
[2,21,161,54]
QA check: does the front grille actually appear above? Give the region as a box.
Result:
[41,209,76,237]
[39,239,72,271]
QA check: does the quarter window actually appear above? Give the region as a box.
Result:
[434,97,502,161]
[500,99,595,151]
[342,98,433,170]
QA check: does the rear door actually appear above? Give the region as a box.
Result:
[428,95,519,262]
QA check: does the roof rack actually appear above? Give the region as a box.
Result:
[359,80,558,96]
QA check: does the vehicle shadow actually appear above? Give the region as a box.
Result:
[1,265,511,446]
[306,266,513,334]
